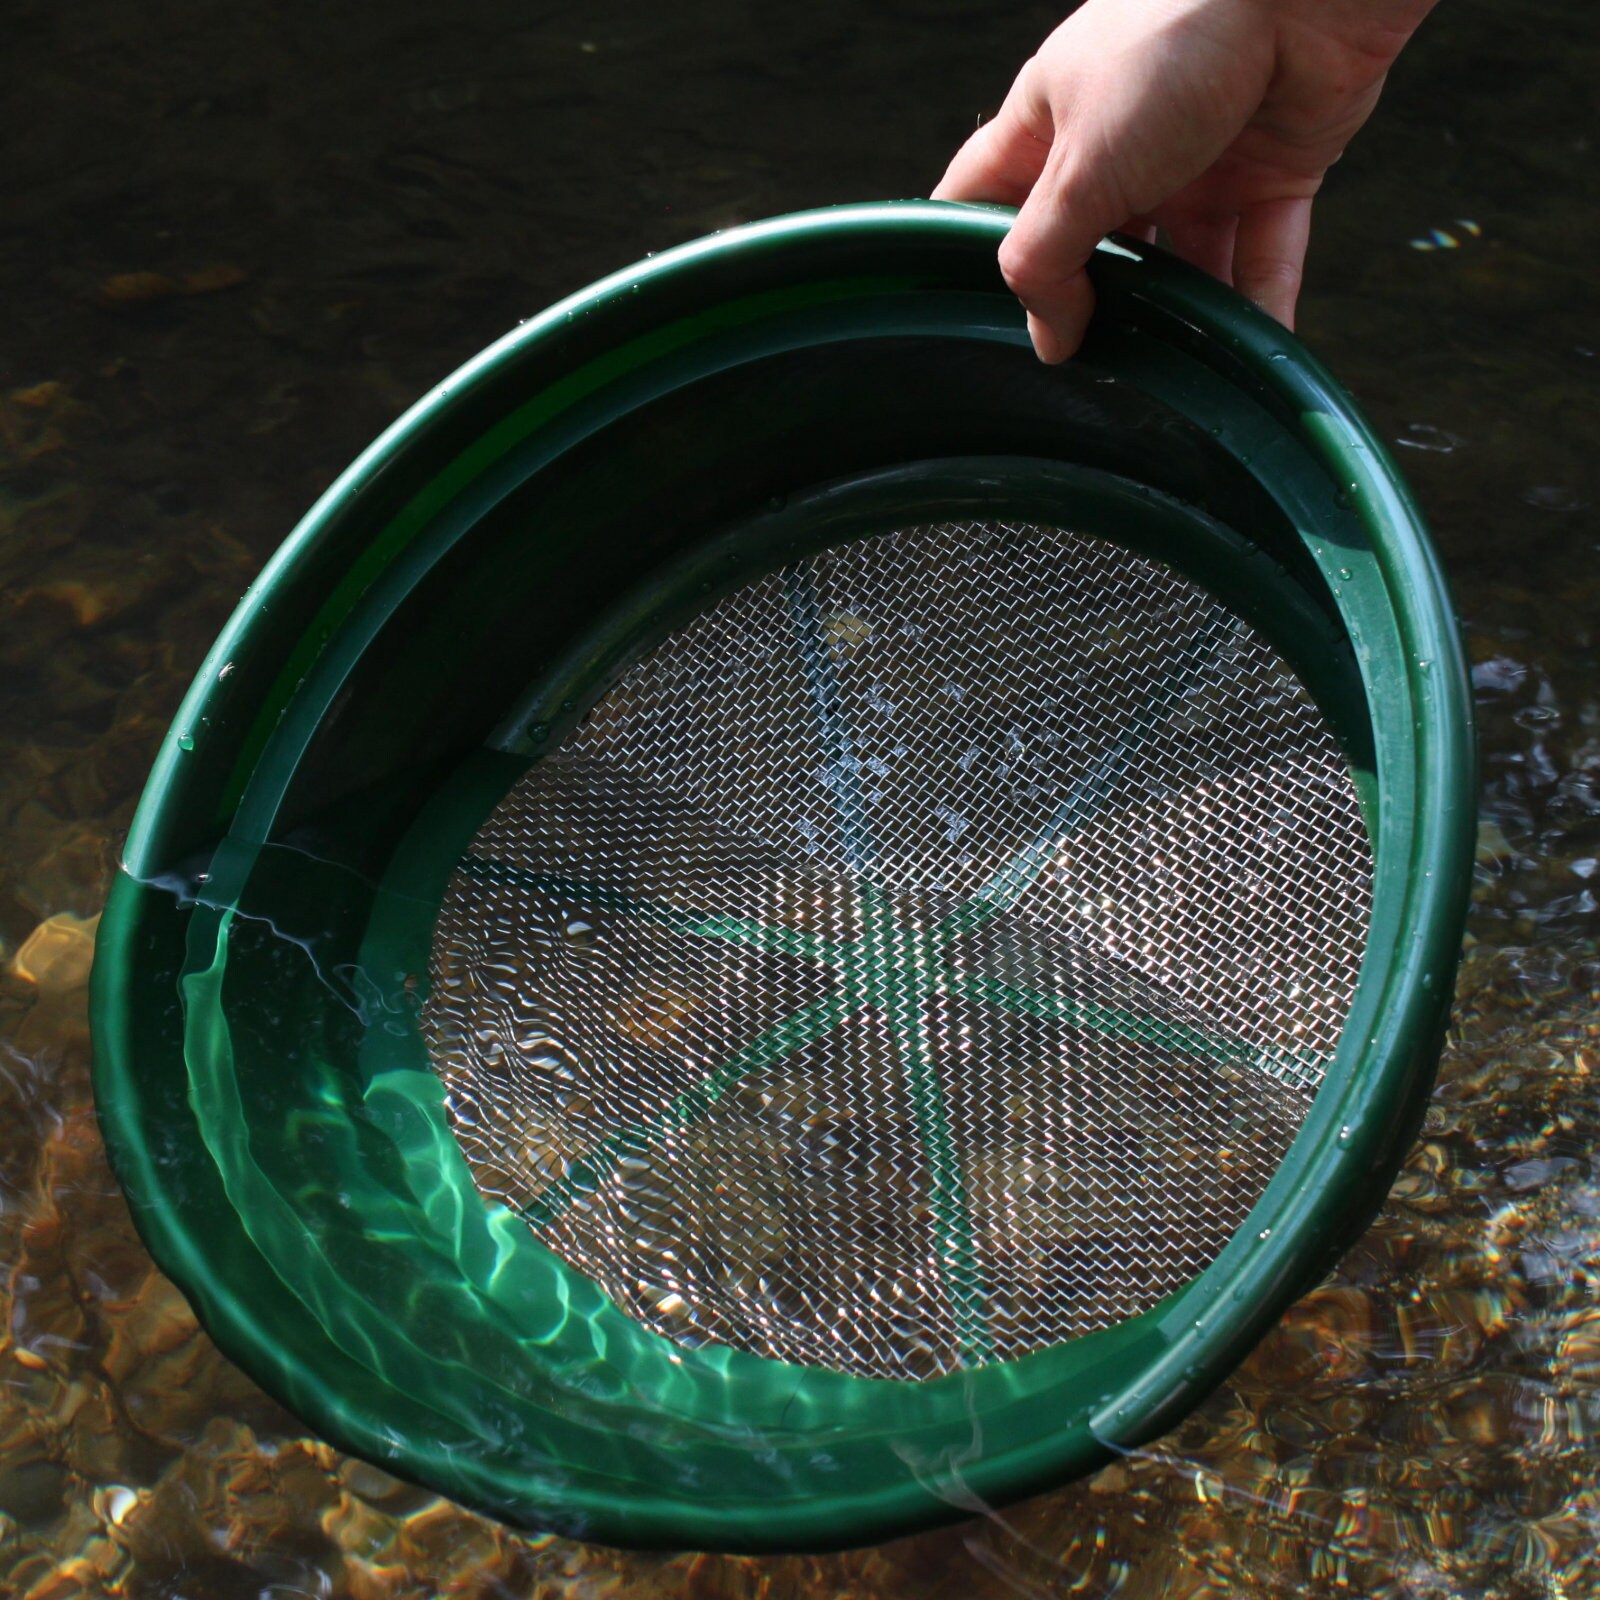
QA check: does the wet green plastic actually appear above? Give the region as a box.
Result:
[89,202,1476,1551]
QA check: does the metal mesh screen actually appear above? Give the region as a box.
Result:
[422,521,1372,1379]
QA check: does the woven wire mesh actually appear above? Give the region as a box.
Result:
[422,521,1372,1379]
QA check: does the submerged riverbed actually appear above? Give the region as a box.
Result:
[2,0,1597,1594]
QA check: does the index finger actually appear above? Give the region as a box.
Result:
[993,146,1129,362]
[933,70,1128,362]
[932,73,1053,208]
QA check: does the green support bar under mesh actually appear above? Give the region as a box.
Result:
[785,563,985,1358]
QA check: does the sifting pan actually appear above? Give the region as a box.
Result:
[90,202,1476,1552]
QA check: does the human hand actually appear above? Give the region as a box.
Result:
[932,0,1437,361]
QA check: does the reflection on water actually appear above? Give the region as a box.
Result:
[1,0,1597,1593]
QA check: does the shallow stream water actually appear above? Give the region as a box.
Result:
[2,0,1598,1595]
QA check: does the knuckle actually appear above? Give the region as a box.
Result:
[1239,255,1303,295]
[996,236,1046,297]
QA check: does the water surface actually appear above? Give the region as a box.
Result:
[2,0,1597,1594]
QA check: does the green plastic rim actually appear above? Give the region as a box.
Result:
[90,201,1476,1552]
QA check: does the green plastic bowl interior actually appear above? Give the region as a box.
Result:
[89,201,1475,1552]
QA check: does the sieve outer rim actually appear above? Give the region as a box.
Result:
[90,200,1475,1551]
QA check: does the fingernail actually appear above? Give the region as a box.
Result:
[1026,311,1067,365]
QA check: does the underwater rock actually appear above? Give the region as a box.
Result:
[93,265,247,309]
[95,1269,283,1450]
[1240,1286,1379,1390]
[342,1553,416,1600]
[7,913,98,992]
[0,380,79,468]
[0,1457,68,1528]
[1551,1307,1600,1388]
[99,1273,199,1393]
[395,1497,501,1572]
[63,1382,155,1487]
[336,1456,421,1510]
[321,1488,400,1563]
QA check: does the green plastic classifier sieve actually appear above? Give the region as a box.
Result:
[90,202,1476,1551]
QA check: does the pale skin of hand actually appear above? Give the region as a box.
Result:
[932,0,1439,361]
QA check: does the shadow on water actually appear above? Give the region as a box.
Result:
[1,0,1597,1594]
